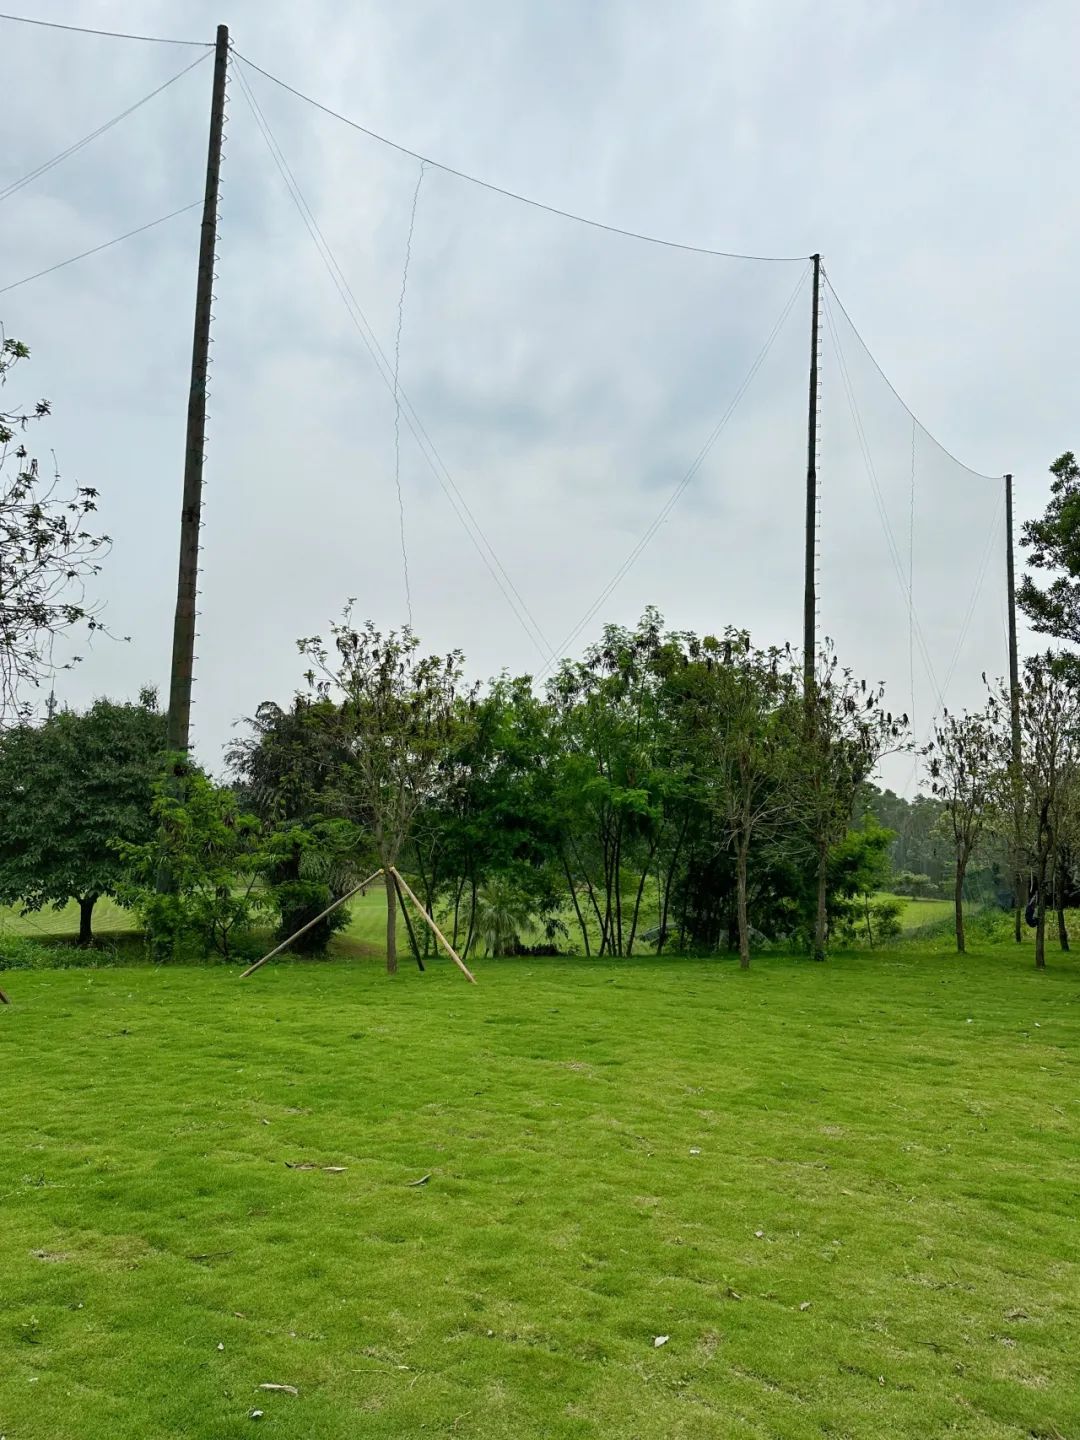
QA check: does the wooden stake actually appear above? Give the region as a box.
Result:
[0,985,10,1005]
[239,869,384,978]
[390,868,477,983]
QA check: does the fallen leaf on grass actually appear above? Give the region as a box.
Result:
[285,1163,347,1173]
[754,1230,765,1239]
[258,1383,298,1396]
[408,1174,431,1187]
[689,1147,702,1156]
[653,1335,669,1348]
[799,1301,812,1311]
[250,1410,264,1420]
[725,1289,743,1301]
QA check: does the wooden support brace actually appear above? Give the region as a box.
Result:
[239,868,384,978]
[390,868,477,984]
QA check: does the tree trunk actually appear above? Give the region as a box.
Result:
[954,853,967,954]
[813,847,828,961]
[385,870,398,974]
[1035,853,1048,969]
[735,844,750,970]
[78,894,98,947]
[562,857,591,956]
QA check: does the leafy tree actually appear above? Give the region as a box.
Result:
[0,688,163,942]
[798,648,908,960]
[473,875,538,956]
[923,705,1002,953]
[548,611,685,957]
[891,870,934,898]
[407,676,562,958]
[0,336,112,722]
[1018,452,1080,653]
[827,818,901,946]
[298,610,473,973]
[1004,655,1080,968]
[119,763,267,961]
[228,696,357,953]
[672,631,801,968]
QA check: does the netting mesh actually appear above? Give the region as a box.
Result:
[1,39,1008,777]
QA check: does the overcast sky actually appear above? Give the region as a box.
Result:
[2,0,1076,792]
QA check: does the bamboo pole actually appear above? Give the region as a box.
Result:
[239,869,384,978]
[390,868,477,983]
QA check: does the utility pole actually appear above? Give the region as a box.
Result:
[165,23,229,758]
[803,253,822,698]
[1005,472,1024,942]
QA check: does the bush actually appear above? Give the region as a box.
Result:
[0,930,117,971]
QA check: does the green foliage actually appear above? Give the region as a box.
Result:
[119,764,267,962]
[891,869,936,898]
[473,874,539,956]
[298,610,475,972]
[0,689,164,941]
[259,820,364,954]
[1018,450,1080,652]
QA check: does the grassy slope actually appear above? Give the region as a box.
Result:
[877,893,956,931]
[2,947,1078,1439]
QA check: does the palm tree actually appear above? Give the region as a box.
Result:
[474,877,537,957]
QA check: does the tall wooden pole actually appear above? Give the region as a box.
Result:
[165,24,229,757]
[803,253,822,696]
[1005,472,1024,942]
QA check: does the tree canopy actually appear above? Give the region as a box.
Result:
[0,688,164,942]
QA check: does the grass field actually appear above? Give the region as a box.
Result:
[2,946,1078,1439]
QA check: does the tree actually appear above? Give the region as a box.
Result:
[298,611,473,974]
[672,631,800,968]
[798,649,907,960]
[1006,655,1080,968]
[1,336,112,722]
[923,705,1002,953]
[228,696,358,953]
[473,875,538,956]
[548,611,689,958]
[119,763,267,961]
[1018,452,1080,653]
[0,688,163,942]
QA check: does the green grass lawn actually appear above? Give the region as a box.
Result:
[2,947,1078,1439]
[877,893,957,932]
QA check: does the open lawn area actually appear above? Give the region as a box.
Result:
[2,948,1078,1439]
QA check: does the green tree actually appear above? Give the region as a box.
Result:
[1003,656,1080,968]
[923,704,1003,953]
[671,631,801,968]
[1018,452,1080,651]
[0,688,163,943]
[298,611,473,974]
[1,336,112,722]
[799,649,908,960]
[548,610,682,958]
[119,763,267,961]
[473,875,538,956]
[228,696,358,953]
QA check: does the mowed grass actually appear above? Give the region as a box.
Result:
[2,948,1078,1440]
[878,893,957,932]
